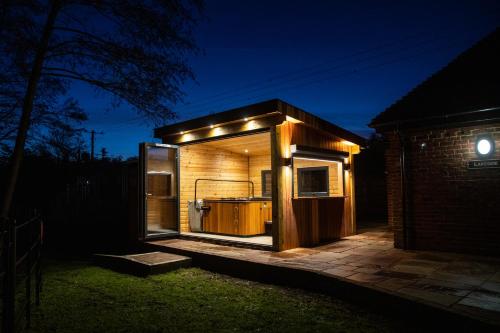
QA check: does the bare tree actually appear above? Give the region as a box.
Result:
[0,97,88,158]
[0,0,203,218]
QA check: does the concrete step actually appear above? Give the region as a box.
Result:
[94,252,191,276]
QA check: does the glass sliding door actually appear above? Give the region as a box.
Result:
[139,143,179,238]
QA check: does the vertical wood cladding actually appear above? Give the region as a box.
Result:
[249,154,272,197]
[273,122,358,250]
[178,144,249,232]
[383,123,500,255]
[179,141,272,233]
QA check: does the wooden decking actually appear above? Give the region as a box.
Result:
[94,252,191,276]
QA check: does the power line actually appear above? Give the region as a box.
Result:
[176,34,444,116]
[90,25,488,133]
[172,30,484,121]
[81,11,499,131]
[182,30,483,121]
[173,17,498,116]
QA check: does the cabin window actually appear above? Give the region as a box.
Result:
[261,170,272,197]
[297,167,329,197]
[293,157,344,198]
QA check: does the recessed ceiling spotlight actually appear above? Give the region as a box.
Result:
[180,131,184,134]
[244,117,249,121]
[244,149,249,153]
[210,124,214,129]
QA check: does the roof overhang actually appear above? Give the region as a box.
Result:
[154,99,366,146]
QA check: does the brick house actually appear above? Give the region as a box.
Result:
[370,28,500,256]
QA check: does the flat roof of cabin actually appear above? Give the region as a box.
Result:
[154,99,366,146]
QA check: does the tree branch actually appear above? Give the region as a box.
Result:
[53,26,109,44]
[42,72,115,95]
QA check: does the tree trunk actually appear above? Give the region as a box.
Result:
[0,0,61,220]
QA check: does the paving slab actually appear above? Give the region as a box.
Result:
[323,267,357,278]
[398,286,462,307]
[375,277,417,291]
[482,281,500,293]
[458,297,500,312]
[414,278,475,297]
[348,272,388,284]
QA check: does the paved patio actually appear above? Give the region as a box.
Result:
[148,225,500,328]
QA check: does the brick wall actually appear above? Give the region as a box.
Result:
[383,122,500,256]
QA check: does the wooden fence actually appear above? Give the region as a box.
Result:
[1,215,43,332]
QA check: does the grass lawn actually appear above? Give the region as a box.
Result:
[28,259,413,333]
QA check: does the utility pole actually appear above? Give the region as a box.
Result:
[89,130,104,161]
[90,130,95,160]
[101,147,108,160]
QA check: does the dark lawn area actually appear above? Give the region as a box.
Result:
[28,259,415,333]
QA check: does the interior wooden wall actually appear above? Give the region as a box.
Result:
[179,144,249,232]
[146,148,177,195]
[272,121,359,251]
[147,198,177,230]
[249,154,271,197]
[292,159,343,197]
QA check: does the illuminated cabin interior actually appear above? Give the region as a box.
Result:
[139,99,364,251]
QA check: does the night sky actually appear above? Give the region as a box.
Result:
[72,0,500,158]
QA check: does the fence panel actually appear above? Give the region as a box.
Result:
[1,215,43,332]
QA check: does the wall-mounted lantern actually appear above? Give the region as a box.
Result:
[476,135,495,158]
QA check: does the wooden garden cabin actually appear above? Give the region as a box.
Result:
[139,99,365,251]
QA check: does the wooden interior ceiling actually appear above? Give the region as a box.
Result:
[199,132,271,156]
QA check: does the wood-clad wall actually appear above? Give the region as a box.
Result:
[272,122,359,251]
[292,158,343,197]
[179,144,249,232]
[292,197,344,246]
[249,154,271,197]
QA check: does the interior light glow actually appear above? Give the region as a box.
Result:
[181,133,194,142]
[246,120,258,130]
[477,138,492,155]
[244,117,249,121]
[180,131,184,134]
[285,115,302,123]
[342,140,355,146]
[211,127,224,136]
[293,156,341,164]
[244,149,249,153]
[210,124,214,129]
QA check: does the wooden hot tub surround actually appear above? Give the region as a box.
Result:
[202,198,272,236]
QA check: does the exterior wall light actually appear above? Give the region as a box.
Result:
[476,135,495,157]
